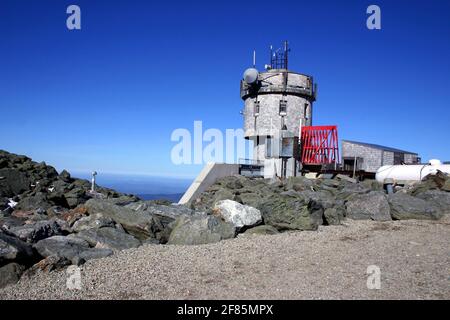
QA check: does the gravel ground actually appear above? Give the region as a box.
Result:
[1,216,449,300]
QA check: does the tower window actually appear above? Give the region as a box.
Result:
[254,101,260,116]
[279,100,287,116]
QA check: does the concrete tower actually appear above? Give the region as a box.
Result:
[240,41,317,177]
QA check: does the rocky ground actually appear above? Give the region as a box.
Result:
[1,150,449,299]
[0,216,448,299]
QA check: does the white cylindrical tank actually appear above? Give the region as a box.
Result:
[375,160,450,184]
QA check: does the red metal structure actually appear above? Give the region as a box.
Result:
[300,125,340,165]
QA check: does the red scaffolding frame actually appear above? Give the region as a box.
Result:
[300,125,340,165]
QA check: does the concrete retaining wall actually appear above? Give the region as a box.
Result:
[178,163,239,205]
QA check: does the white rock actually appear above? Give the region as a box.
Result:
[214,200,262,229]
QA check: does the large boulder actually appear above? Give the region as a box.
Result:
[259,192,324,231]
[409,171,449,196]
[0,231,36,265]
[74,227,141,251]
[84,199,155,240]
[64,188,87,209]
[8,219,65,243]
[168,215,236,245]
[33,235,113,265]
[213,200,262,230]
[345,191,391,221]
[335,183,371,201]
[0,263,25,288]
[388,193,443,220]
[414,190,450,215]
[16,192,51,211]
[71,213,116,233]
[0,168,30,197]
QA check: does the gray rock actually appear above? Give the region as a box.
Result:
[409,171,449,196]
[214,200,262,229]
[415,190,450,214]
[8,219,64,243]
[233,191,267,210]
[58,170,72,183]
[0,197,9,211]
[74,227,141,251]
[16,192,51,211]
[345,191,391,221]
[388,193,443,220]
[127,201,195,217]
[0,168,30,197]
[335,183,371,200]
[168,215,236,245]
[243,225,279,235]
[216,175,246,190]
[46,191,69,207]
[323,207,345,225]
[0,215,24,231]
[335,174,357,184]
[318,178,342,188]
[283,176,314,192]
[360,179,383,192]
[107,195,140,206]
[84,199,155,240]
[442,179,450,192]
[211,188,235,206]
[259,193,324,231]
[0,231,36,265]
[64,188,86,209]
[71,213,116,232]
[0,263,25,288]
[33,235,90,264]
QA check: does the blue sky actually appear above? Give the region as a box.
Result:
[1,0,450,181]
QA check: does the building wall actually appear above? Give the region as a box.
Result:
[342,141,419,172]
[342,141,383,173]
[404,153,418,164]
[242,70,314,139]
[382,151,394,166]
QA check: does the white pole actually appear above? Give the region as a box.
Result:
[91,171,97,192]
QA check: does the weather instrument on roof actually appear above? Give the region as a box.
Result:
[243,68,259,85]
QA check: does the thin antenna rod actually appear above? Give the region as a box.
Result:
[284,40,289,69]
[253,50,256,67]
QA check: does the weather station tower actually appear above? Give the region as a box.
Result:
[240,41,318,178]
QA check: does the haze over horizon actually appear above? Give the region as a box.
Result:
[2,0,450,182]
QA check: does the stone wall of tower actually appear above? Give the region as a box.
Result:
[242,70,314,139]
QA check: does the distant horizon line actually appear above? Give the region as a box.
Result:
[69,169,196,180]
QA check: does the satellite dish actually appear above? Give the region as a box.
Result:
[243,68,259,85]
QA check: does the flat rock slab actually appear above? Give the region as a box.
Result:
[74,227,141,251]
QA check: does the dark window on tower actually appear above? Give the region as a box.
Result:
[279,100,287,116]
[304,103,308,117]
